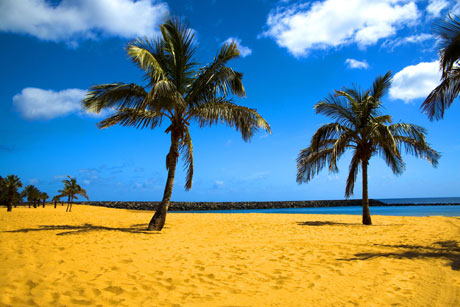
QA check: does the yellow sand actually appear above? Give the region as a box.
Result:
[0,205,459,306]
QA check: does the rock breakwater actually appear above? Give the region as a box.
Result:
[81,199,389,211]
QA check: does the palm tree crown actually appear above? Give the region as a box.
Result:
[82,18,270,231]
[422,14,460,120]
[21,185,40,208]
[2,175,23,211]
[297,72,440,224]
[59,176,88,201]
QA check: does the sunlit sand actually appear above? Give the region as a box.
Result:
[1,205,459,306]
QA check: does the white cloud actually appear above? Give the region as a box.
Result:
[28,178,40,185]
[389,61,441,102]
[426,0,449,17]
[383,33,434,50]
[345,58,369,69]
[224,37,252,57]
[0,0,169,43]
[213,180,225,189]
[13,87,106,120]
[262,0,419,57]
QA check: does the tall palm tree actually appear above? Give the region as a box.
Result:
[21,185,40,208]
[2,175,22,211]
[422,14,460,120]
[82,18,270,231]
[59,176,88,212]
[297,72,440,225]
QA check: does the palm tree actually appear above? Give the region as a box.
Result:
[0,176,7,207]
[52,195,60,208]
[40,192,49,208]
[21,185,40,208]
[2,175,22,211]
[297,72,440,225]
[59,176,88,212]
[82,18,270,231]
[422,14,460,120]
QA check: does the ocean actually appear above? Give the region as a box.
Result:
[178,197,460,217]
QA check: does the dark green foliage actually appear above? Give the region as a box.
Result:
[82,18,270,231]
[297,72,440,224]
[422,14,460,120]
[1,175,23,211]
[58,176,88,212]
[21,185,41,208]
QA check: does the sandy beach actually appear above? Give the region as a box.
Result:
[0,205,459,306]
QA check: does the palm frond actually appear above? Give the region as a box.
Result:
[160,18,197,93]
[78,188,89,200]
[97,108,163,129]
[296,147,333,183]
[83,83,147,113]
[345,152,360,198]
[179,126,194,190]
[390,123,440,166]
[370,71,393,101]
[421,68,460,120]
[310,122,354,151]
[314,95,356,127]
[126,38,168,83]
[434,14,460,77]
[189,99,270,141]
[186,41,244,106]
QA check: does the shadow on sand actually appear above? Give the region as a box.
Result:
[4,223,157,235]
[341,241,460,271]
[297,221,361,226]
[297,220,403,227]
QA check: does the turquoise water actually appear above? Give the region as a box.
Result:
[379,197,460,204]
[177,204,460,217]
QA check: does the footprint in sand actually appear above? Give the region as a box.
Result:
[104,286,124,295]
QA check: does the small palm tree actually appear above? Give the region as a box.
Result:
[59,176,88,212]
[0,176,7,207]
[297,72,440,225]
[422,14,460,119]
[52,195,61,208]
[82,18,270,231]
[2,175,23,211]
[40,192,49,208]
[21,185,40,208]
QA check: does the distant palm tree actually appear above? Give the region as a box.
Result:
[422,14,460,119]
[59,176,88,212]
[82,18,270,231]
[40,192,49,208]
[52,195,60,208]
[2,175,22,211]
[0,176,6,207]
[297,72,440,225]
[21,185,40,208]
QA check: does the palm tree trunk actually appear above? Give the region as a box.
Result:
[148,133,180,231]
[361,160,372,225]
[54,200,57,208]
[7,200,12,212]
[66,196,70,212]
[42,200,45,208]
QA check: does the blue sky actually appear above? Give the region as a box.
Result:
[1,0,459,201]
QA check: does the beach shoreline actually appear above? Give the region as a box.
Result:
[71,199,460,212]
[1,205,459,306]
